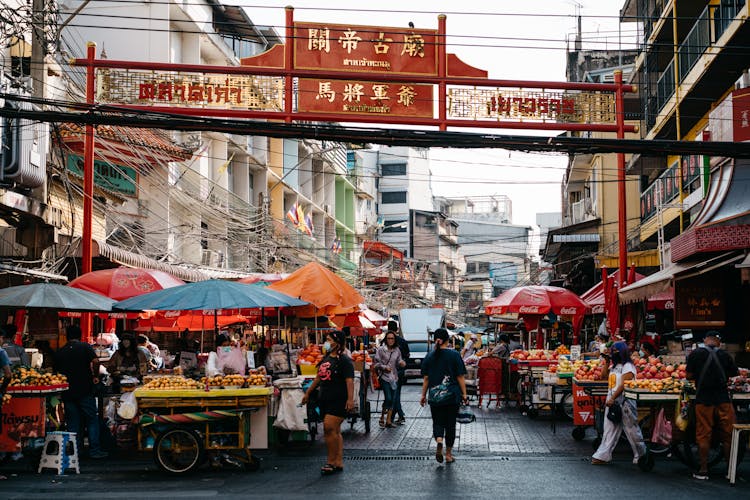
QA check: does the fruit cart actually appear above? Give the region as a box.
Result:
[134,381,271,474]
[624,385,750,470]
[570,378,608,444]
[1,367,68,454]
[477,356,503,407]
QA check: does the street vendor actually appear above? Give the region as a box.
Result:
[137,334,162,370]
[491,334,511,358]
[461,334,479,361]
[1,325,29,367]
[206,333,246,377]
[107,333,149,384]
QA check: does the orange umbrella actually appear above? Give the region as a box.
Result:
[268,262,364,317]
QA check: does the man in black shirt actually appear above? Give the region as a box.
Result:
[55,325,107,459]
[686,331,738,480]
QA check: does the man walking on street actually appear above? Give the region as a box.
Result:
[54,325,108,459]
[1,325,29,367]
[686,331,738,480]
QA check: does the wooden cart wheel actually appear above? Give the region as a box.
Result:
[154,428,204,474]
[560,392,575,420]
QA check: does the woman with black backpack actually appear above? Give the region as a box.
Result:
[420,328,468,464]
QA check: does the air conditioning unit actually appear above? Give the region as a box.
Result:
[201,249,215,266]
[1,99,47,188]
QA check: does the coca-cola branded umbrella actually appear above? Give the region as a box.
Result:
[69,267,185,301]
[485,285,587,346]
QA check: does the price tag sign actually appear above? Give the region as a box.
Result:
[570,345,581,361]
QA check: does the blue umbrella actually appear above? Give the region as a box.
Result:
[0,282,115,311]
[113,280,307,311]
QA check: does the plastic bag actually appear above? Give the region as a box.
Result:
[215,347,246,375]
[117,391,138,420]
[457,405,476,424]
[652,407,673,446]
[674,397,689,432]
[273,388,308,432]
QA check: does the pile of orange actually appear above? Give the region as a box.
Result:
[351,351,372,363]
[298,344,324,365]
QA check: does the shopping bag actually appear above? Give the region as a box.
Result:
[652,407,673,446]
[674,396,689,432]
[457,405,476,424]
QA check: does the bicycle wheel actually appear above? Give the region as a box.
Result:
[559,392,575,420]
[154,428,203,474]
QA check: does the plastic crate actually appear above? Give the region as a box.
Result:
[298,364,317,376]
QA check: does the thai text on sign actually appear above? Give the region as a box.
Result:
[447,88,616,123]
[97,70,284,111]
[295,22,438,75]
[298,79,433,118]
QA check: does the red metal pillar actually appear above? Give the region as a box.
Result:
[615,70,627,286]
[284,7,294,123]
[437,15,447,131]
[81,42,97,342]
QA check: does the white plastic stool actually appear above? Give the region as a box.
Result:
[38,431,80,474]
[728,424,750,486]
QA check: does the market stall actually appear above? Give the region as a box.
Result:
[1,367,69,454]
[508,348,570,419]
[133,375,272,473]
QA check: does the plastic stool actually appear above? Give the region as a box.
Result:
[38,431,80,474]
[728,424,750,486]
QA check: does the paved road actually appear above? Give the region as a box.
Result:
[1,384,748,498]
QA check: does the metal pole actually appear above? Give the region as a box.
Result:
[437,15,447,131]
[81,42,97,342]
[284,7,294,123]
[614,70,627,285]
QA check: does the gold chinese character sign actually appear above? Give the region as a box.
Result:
[298,79,433,118]
[294,22,438,76]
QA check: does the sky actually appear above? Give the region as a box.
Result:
[237,0,633,228]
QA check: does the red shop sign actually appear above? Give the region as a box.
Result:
[0,396,46,452]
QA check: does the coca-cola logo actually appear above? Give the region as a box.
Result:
[559,307,578,315]
[518,306,540,314]
[665,300,674,310]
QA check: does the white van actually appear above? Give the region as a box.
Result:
[399,308,446,379]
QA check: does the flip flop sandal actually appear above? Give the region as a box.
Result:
[321,464,343,475]
[435,443,444,463]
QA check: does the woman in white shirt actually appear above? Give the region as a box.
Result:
[591,341,651,470]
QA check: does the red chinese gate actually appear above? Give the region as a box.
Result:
[72,8,636,339]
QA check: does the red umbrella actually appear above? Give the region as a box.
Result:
[485,285,587,346]
[69,267,185,300]
[485,285,587,317]
[237,273,289,285]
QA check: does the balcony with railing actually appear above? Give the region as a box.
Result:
[678,6,712,82]
[640,161,680,221]
[714,0,747,40]
[656,58,675,112]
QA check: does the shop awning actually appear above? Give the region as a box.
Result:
[619,251,743,304]
[94,240,251,282]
